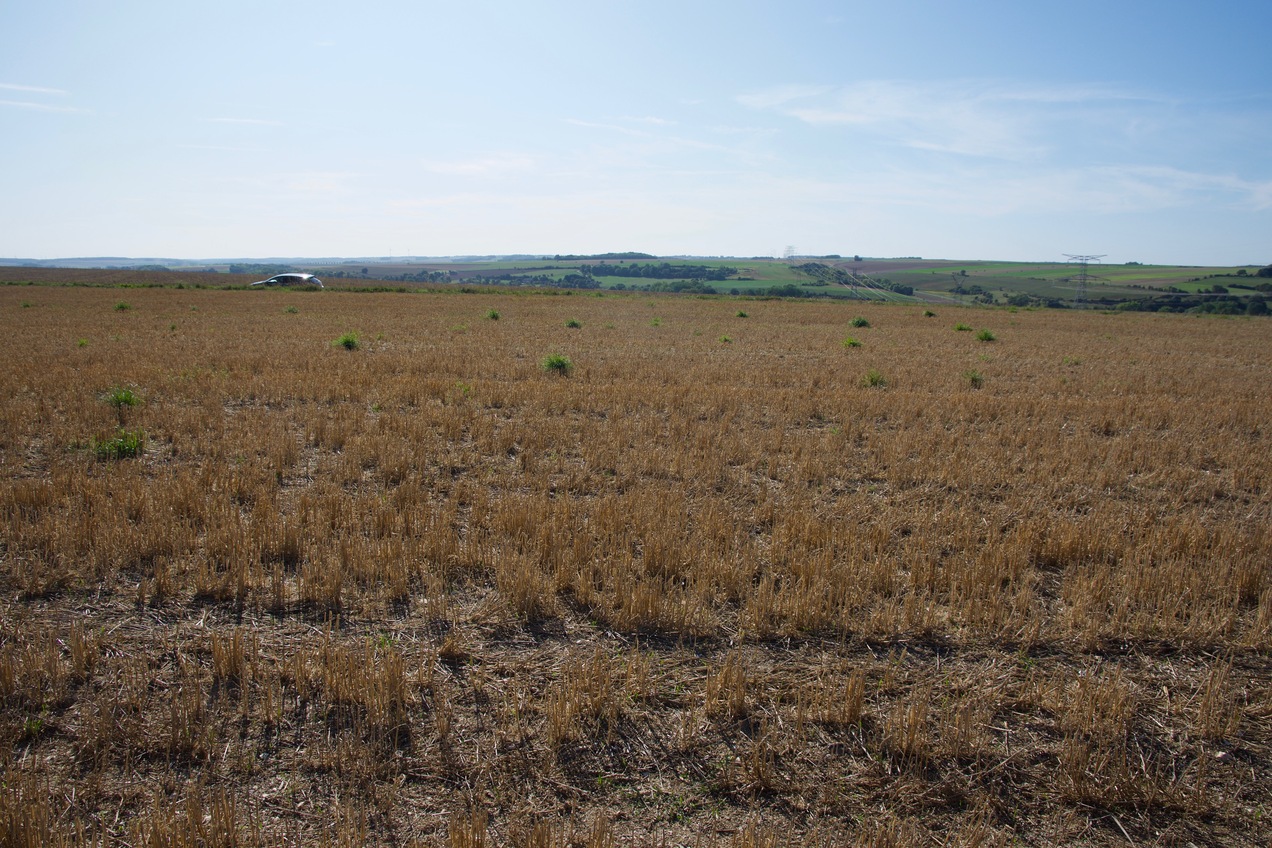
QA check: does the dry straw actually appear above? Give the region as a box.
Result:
[0,283,1268,845]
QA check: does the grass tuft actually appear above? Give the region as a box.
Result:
[103,386,140,409]
[850,316,871,328]
[565,317,583,329]
[541,353,573,376]
[975,328,996,342]
[333,331,360,350]
[954,323,972,332]
[93,428,145,460]
[842,336,862,348]
[862,369,887,388]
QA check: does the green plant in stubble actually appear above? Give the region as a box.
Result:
[541,353,573,376]
[93,429,145,460]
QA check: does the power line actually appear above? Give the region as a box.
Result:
[1063,254,1106,307]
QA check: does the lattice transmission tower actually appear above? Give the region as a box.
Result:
[1064,253,1106,307]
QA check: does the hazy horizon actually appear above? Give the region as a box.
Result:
[3,1,1270,266]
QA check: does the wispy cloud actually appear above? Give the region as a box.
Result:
[0,99,88,113]
[783,161,1272,217]
[1091,165,1272,212]
[220,170,361,196]
[0,82,69,96]
[564,118,651,137]
[739,79,1151,159]
[178,144,265,153]
[200,117,284,126]
[418,153,536,176]
[725,76,1272,224]
[617,115,677,126]
[285,171,359,193]
[564,117,755,159]
[735,85,832,111]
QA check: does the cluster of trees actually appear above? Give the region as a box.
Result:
[380,270,451,283]
[794,262,913,295]
[1116,294,1268,315]
[227,264,296,276]
[580,262,737,281]
[473,272,599,289]
[474,262,737,292]
[610,280,717,294]
[551,252,656,261]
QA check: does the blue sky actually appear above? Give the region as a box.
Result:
[2,1,1270,264]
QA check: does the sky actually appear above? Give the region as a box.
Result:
[2,1,1270,265]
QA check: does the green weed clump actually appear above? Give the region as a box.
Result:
[976,329,996,342]
[862,369,887,388]
[333,332,360,351]
[93,429,145,461]
[923,310,936,317]
[284,305,299,314]
[736,310,749,318]
[541,353,573,376]
[954,323,973,332]
[964,370,984,389]
[104,386,140,410]
[565,318,583,329]
[842,337,862,348]
[486,309,500,320]
[719,335,733,344]
[114,301,131,312]
[850,316,871,328]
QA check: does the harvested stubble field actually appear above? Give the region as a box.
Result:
[1,284,1270,847]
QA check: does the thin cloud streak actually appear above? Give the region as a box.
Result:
[727,77,1272,224]
[0,82,69,95]
[200,117,284,126]
[617,115,677,126]
[564,118,762,159]
[739,79,1163,160]
[761,162,1272,217]
[417,154,537,176]
[178,144,265,152]
[0,99,88,113]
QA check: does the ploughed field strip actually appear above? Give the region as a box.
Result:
[1,284,1269,846]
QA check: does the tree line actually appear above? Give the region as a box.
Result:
[580,262,737,281]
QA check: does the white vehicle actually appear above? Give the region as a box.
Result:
[250,273,323,288]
